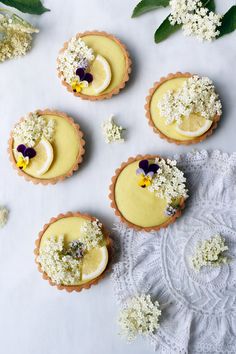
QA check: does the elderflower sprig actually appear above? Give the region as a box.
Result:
[80,220,104,251]
[158,76,222,125]
[191,234,229,271]
[132,1,235,44]
[0,10,38,62]
[148,158,188,204]
[57,37,94,84]
[169,0,222,41]
[13,112,56,147]
[102,115,125,144]
[0,206,9,228]
[118,294,161,341]
[38,235,82,285]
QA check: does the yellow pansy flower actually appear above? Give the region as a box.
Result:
[16,153,29,170]
[71,79,88,93]
[138,175,152,188]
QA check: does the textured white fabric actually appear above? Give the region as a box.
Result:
[112,150,236,353]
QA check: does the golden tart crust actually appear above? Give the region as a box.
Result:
[34,212,112,293]
[145,72,221,145]
[109,154,185,232]
[57,31,132,101]
[8,109,85,185]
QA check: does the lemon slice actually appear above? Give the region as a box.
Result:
[29,138,54,176]
[175,114,213,137]
[81,246,108,282]
[89,54,111,94]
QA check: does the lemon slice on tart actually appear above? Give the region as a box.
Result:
[29,137,54,176]
[81,246,108,282]
[175,114,213,138]
[89,54,112,94]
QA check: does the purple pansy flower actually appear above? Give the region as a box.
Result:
[136,160,159,188]
[17,144,36,159]
[76,67,93,83]
[136,159,159,178]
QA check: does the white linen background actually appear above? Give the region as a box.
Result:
[0,1,235,354]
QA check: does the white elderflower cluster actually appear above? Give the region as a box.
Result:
[57,37,94,84]
[118,294,161,341]
[148,158,188,203]
[38,235,82,285]
[0,206,9,228]
[158,76,222,125]
[80,220,104,251]
[13,112,56,147]
[169,0,222,41]
[191,234,228,271]
[0,13,38,62]
[102,115,125,144]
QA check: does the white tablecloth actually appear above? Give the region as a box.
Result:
[0,1,235,353]
[112,150,236,353]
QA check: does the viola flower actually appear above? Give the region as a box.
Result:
[136,160,159,188]
[165,205,177,216]
[16,144,36,170]
[67,240,85,259]
[77,58,90,71]
[76,67,93,84]
[71,78,88,93]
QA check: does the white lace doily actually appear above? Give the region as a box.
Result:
[112,150,236,354]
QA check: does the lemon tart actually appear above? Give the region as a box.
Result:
[109,155,188,231]
[8,109,85,185]
[57,31,132,100]
[145,73,222,145]
[34,212,111,292]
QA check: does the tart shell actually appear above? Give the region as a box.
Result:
[109,154,186,232]
[34,212,112,293]
[57,31,132,101]
[8,109,85,185]
[145,72,221,145]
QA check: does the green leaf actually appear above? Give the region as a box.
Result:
[0,0,50,15]
[132,0,169,18]
[154,15,181,43]
[202,0,215,12]
[218,6,236,38]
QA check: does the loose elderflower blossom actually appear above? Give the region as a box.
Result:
[158,76,222,125]
[191,234,229,271]
[118,294,161,341]
[148,158,188,204]
[57,37,94,84]
[0,12,38,62]
[102,115,125,144]
[80,220,104,251]
[0,206,9,228]
[13,112,56,147]
[38,235,82,285]
[169,0,222,41]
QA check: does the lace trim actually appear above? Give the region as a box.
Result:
[112,150,236,353]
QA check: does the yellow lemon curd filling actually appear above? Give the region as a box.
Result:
[81,34,127,96]
[115,160,173,228]
[150,77,206,141]
[39,216,108,285]
[13,114,81,179]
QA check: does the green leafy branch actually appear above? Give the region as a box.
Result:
[132,0,236,43]
[0,0,49,15]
